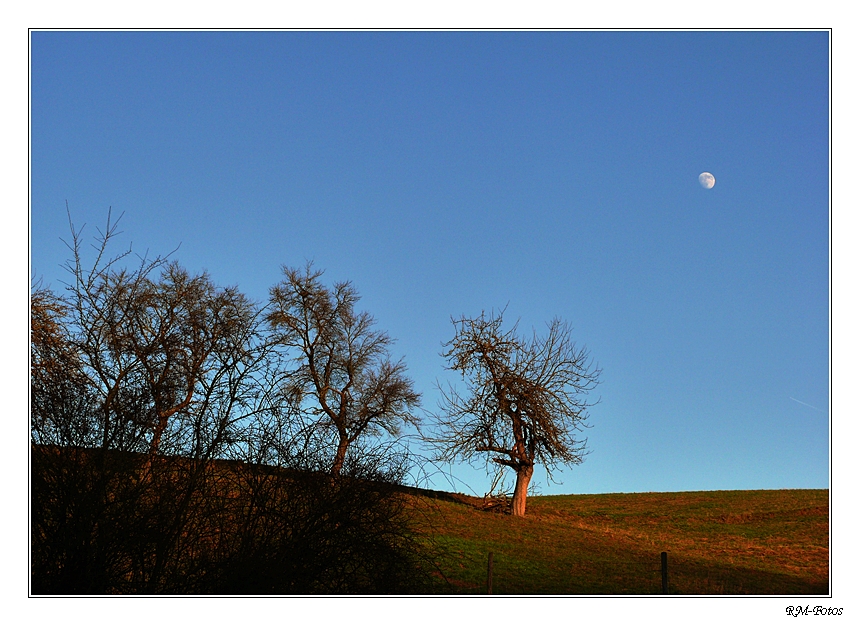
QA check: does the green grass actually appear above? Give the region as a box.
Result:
[409,489,829,595]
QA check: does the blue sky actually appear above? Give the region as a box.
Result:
[30,31,830,496]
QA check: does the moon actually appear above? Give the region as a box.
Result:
[699,172,716,189]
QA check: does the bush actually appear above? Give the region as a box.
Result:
[31,444,433,594]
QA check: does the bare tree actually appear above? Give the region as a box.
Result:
[267,263,421,476]
[434,309,601,517]
[32,213,437,594]
[52,209,267,460]
[31,285,96,447]
[31,210,277,592]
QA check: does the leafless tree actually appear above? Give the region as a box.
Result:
[434,309,601,517]
[31,285,96,447]
[47,209,272,461]
[32,212,436,594]
[267,263,421,476]
[31,210,277,592]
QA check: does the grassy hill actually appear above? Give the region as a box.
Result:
[31,445,828,595]
[409,489,829,595]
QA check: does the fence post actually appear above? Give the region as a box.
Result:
[487,551,494,595]
[661,551,668,594]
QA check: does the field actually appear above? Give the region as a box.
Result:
[410,489,829,595]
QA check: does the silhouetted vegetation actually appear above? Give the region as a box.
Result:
[31,444,431,594]
[31,211,431,594]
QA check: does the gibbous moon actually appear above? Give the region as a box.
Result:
[699,172,716,189]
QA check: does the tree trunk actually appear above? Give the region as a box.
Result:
[331,435,349,476]
[510,464,534,517]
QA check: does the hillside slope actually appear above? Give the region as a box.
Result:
[410,489,829,595]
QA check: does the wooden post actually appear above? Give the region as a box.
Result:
[661,551,668,594]
[487,551,494,595]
